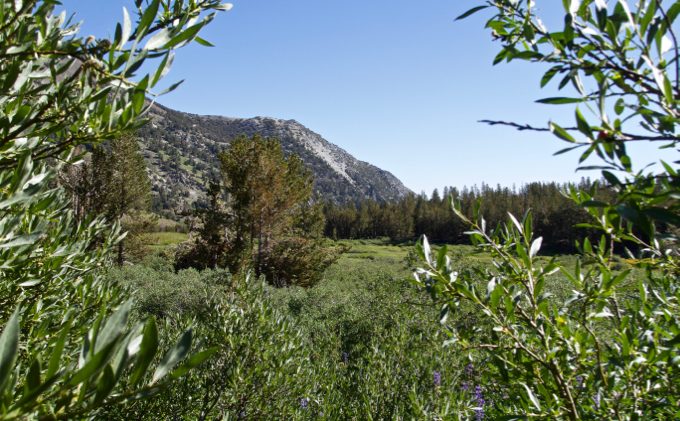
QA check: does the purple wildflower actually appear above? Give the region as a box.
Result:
[433,370,442,387]
[341,351,349,364]
[594,390,600,410]
[465,363,474,377]
[461,381,469,391]
[474,385,485,420]
[575,375,584,390]
[474,385,483,400]
[300,397,309,410]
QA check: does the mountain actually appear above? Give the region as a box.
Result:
[136,103,412,217]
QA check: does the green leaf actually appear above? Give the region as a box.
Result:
[541,66,562,88]
[163,22,206,49]
[602,170,622,186]
[144,28,171,50]
[536,97,583,104]
[549,122,576,143]
[455,6,488,21]
[575,108,592,138]
[553,145,583,155]
[522,383,542,411]
[0,234,40,249]
[130,318,159,386]
[47,313,73,378]
[582,200,608,208]
[614,98,625,115]
[25,358,41,393]
[138,0,160,37]
[152,329,192,384]
[151,52,174,88]
[69,341,118,386]
[422,236,432,265]
[95,301,132,354]
[0,309,20,392]
[155,79,184,95]
[661,160,677,177]
[168,346,219,380]
[436,244,448,269]
[529,237,542,258]
[120,7,132,47]
[94,365,116,405]
[194,36,214,47]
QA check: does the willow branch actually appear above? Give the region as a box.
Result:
[479,120,679,142]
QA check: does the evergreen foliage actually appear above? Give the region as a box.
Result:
[179,135,340,287]
[174,179,231,270]
[219,136,341,287]
[63,135,153,265]
[324,180,604,252]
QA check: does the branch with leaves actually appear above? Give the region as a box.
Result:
[0,0,231,417]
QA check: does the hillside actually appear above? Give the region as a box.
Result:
[136,103,411,217]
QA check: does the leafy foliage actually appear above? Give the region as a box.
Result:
[99,265,317,419]
[0,0,231,417]
[102,244,500,419]
[415,1,680,419]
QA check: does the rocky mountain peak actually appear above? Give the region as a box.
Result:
[137,103,412,218]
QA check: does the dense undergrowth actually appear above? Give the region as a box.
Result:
[95,240,645,419]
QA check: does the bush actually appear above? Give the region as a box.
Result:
[104,268,318,420]
[0,0,231,417]
[106,264,224,320]
[415,1,680,418]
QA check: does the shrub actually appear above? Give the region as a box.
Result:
[104,270,318,420]
[415,1,680,418]
[0,0,231,417]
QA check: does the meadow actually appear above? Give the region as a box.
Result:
[3,1,677,418]
[101,235,645,419]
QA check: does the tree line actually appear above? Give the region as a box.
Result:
[324,179,611,252]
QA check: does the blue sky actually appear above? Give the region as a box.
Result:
[61,1,667,194]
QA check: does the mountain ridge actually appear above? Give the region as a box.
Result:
[136,103,412,218]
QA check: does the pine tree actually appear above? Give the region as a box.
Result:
[65,134,152,265]
[98,135,152,264]
[175,179,231,270]
[219,135,339,287]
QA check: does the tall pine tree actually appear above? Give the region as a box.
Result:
[62,134,152,265]
[219,135,339,287]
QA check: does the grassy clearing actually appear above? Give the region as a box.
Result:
[140,231,188,250]
[290,238,645,310]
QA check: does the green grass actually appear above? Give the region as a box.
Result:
[281,239,646,311]
[140,231,188,250]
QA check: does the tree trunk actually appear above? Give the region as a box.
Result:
[118,178,126,266]
[117,241,124,267]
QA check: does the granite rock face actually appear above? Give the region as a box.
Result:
[137,103,411,216]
